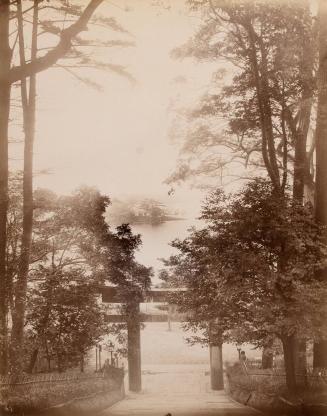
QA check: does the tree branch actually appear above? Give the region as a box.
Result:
[7,0,104,84]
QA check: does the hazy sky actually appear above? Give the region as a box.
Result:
[11,0,218,218]
[8,0,223,277]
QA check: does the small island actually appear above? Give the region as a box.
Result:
[107,198,185,226]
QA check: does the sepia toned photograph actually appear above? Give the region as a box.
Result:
[0,0,327,415]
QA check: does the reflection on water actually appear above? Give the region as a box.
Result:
[132,219,201,283]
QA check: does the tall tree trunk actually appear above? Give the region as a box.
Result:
[0,0,11,375]
[28,348,39,374]
[80,353,85,373]
[45,341,51,372]
[9,0,38,375]
[292,24,314,202]
[281,335,297,394]
[262,338,274,370]
[290,23,314,375]
[293,129,309,201]
[313,0,327,369]
[245,20,281,192]
[294,339,307,387]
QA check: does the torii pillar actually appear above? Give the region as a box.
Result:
[126,302,142,392]
[101,287,187,393]
[210,343,224,390]
[209,323,224,390]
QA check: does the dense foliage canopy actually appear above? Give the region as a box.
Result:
[163,178,327,351]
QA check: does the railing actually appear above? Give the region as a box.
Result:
[227,360,327,395]
[0,368,124,413]
[1,371,106,385]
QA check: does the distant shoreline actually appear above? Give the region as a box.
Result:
[113,216,188,227]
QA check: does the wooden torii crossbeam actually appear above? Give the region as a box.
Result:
[102,287,185,323]
[101,286,224,393]
[102,287,184,303]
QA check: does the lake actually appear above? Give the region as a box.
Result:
[132,219,201,284]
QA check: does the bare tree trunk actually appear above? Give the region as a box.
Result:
[80,353,85,373]
[262,338,274,370]
[57,353,62,373]
[45,341,51,372]
[294,339,307,386]
[293,129,309,201]
[282,335,297,394]
[313,0,327,370]
[0,0,11,375]
[28,348,39,374]
[290,24,315,375]
[9,0,38,375]
[292,34,314,202]
[245,20,281,192]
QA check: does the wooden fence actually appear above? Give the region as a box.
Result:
[235,360,327,392]
[0,367,124,413]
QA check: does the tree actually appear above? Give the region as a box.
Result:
[0,0,106,375]
[26,268,108,373]
[166,0,318,375]
[0,0,134,374]
[5,182,152,372]
[0,0,11,375]
[167,0,316,198]
[9,0,39,376]
[6,185,109,372]
[313,0,327,369]
[163,179,327,393]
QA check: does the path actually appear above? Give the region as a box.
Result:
[102,364,262,416]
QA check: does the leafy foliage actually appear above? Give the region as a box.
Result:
[163,179,327,346]
[6,180,151,372]
[167,0,316,193]
[26,269,107,371]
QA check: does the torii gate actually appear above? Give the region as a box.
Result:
[101,287,224,393]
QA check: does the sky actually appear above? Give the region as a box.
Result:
[11,0,219,219]
[9,0,221,277]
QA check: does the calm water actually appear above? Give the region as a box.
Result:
[132,219,200,284]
